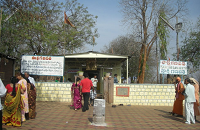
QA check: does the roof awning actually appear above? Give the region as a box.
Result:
[64,51,130,67]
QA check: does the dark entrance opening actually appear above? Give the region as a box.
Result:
[82,69,100,94]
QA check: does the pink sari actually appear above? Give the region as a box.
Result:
[71,83,82,109]
[18,79,29,121]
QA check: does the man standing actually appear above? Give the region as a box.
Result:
[114,74,118,83]
[123,77,131,84]
[24,72,36,86]
[184,78,196,124]
[91,75,98,91]
[189,78,200,120]
[171,77,185,117]
[80,73,93,112]
[0,78,7,130]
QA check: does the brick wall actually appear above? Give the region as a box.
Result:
[114,84,176,106]
[36,82,72,102]
[35,82,177,106]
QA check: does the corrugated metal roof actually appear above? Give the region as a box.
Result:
[64,51,129,59]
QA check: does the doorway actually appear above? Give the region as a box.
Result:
[83,69,100,93]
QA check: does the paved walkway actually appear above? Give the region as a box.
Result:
[2,101,200,130]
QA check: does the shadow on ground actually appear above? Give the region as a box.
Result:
[154,109,170,114]
[88,118,93,123]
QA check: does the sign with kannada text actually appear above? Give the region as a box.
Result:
[21,55,65,76]
[159,60,187,75]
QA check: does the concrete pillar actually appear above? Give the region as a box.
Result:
[92,99,106,126]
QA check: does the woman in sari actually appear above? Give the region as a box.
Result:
[2,77,24,126]
[26,78,36,119]
[71,77,82,110]
[15,72,29,122]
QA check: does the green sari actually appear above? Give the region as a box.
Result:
[2,84,24,126]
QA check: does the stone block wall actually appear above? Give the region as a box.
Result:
[35,82,177,106]
[36,82,72,102]
[114,84,176,106]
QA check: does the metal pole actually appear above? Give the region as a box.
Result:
[176,31,179,61]
[127,57,128,84]
[156,33,159,83]
[176,17,179,61]
[64,24,66,56]
[162,74,164,84]
[181,75,183,83]
[63,24,66,83]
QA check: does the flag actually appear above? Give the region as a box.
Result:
[64,12,75,27]
[93,36,95,44]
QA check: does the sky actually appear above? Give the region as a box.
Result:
[75,0,125,52]
[66,0,200,55]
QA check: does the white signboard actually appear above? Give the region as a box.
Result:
[159,60,187,75]
[21,55,65,76]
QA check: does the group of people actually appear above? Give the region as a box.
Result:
[71,73,98,112]
[171,77,199,124]
[0,72,36,128]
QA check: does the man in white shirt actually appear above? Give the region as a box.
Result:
[0,78,7,129]
[123,77,131,84]
[24,72,36,86]
[184,78,196,124]
[91,75,98,91]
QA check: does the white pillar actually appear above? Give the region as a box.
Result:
[127,58,128,84]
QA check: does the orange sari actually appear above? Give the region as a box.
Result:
[172,82,185,115]
[193,83,200,116]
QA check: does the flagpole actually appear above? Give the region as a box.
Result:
[92,36,95,51]
[64,24,66,56]
[63,20,66,83]
[64,12,76,54]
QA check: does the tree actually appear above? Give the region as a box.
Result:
[60,0,99,54]
[0,0,99,58]
[102,35,141,81]
[119,0,187,83]
[158,10,169,60]
[102,34,157,83]
[179,17,200,70]
[1,0,62,57]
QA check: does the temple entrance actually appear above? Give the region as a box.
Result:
[83,69,100,93]
[64,51,129,98]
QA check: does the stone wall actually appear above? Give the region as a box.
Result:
[113,84,176,106]
[35,82,176,106]
[36,82,72,102]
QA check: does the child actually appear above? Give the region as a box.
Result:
[90,87,97,106]
[55,77,60,82]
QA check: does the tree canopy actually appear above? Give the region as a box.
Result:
[179,17,200,70]
[102,35,140,80]
[119,0,187,83]
[0,0,99,58]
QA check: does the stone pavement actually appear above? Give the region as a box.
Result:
[2,101,200,130]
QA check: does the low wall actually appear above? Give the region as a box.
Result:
[35,82,176,106]
[113,84,175,106]
[36,82,72,102]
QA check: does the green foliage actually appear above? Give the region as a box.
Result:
[158,10,169,60]
[102,35,141,78]
[62,0,99,53]
[179,18,200,70]
[0,0,99,58]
